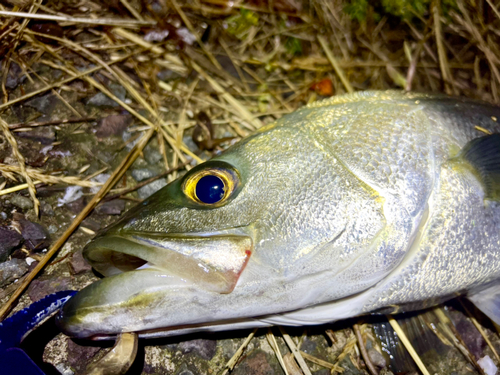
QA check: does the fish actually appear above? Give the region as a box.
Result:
[57,90,500,340]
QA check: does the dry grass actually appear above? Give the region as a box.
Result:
[1,0,500,373]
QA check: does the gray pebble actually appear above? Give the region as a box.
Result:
[88,83,126,107]
[144,147,163,165]
[368,348,387,368]
[138,179,167,199]
[5,62,22,90]
[25,93,58,114]
[70,249,92,275]
[183,135,199,153]
[10,195,34,210]
[17,218,51,251]
[95,200,126,215]
[48,224,58,234]
[178,339,217,360]
[27,276,71,302]
[0,258,29,288]
[0,227,23,262]
[96,114,132,138]
[131,168,157,182]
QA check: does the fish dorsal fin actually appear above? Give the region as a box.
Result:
[458,134,500,201]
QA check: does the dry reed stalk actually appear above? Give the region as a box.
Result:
[353,323,378,375]
[279,327,313,375]
[386,315,431,375]
[266,329,289,375]
[0,10,154,26]
[220,328,258,375]
[0,117,39,215]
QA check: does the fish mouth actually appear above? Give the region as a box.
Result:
[57,232,253,338]
[84,232,253,294]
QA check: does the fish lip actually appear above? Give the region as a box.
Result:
[83,231,254,294]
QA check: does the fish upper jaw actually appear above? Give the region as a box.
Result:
[83,231,253,294]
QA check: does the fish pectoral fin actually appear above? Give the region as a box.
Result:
[457,133,500,200]
[468,283,500,325]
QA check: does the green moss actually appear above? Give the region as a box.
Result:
[285,37,303,56]
[343,0,369,22]
[343,0,457,22]
[226,8,259,40]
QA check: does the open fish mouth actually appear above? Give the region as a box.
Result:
[84,232,253,294]
[56,232,253,338]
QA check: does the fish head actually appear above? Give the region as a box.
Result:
[57,111,386,339]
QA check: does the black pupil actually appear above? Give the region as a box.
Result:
[196,175,225,204]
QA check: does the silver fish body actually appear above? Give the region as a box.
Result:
[57,91,500,339]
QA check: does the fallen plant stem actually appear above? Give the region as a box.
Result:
[353,323,378,375]
[386,315,430,375]
[9,117,97,130]
[221,328,258,375]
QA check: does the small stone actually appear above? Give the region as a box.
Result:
[10,194,34,210]
[70,249,92,275]
[478,355,498,375]
[95,200,126,215]
[67,338,101,373]
[143,144,163,165]
[40,201,54,216]
[123,130,144,150]
[368,348,386,368]
[174,363,196,375]
[183,135,199,153]
[449,308,486,359]
[5,62,22,89]
[25,93,58,114]
[178,339,217,360]
[48,224,58,234]
[131,168,157,182]
[137,179,167,199]
[0,226,23,261]
[0,258,29,288]
[16,218,51,251]
[88,83,126,107]
[95,114,132,138]
[28,276,71,302]
[68,339,101,374]
[65,196,86,214]
[233,351,274,375]
[81,218,101,232]
[300,337,317,353]
[54,362,74,375]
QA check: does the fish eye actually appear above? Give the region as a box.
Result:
[196,175,225,204]
[182,164,240,206]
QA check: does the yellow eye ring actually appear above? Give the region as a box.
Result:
[182,166,239,205]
